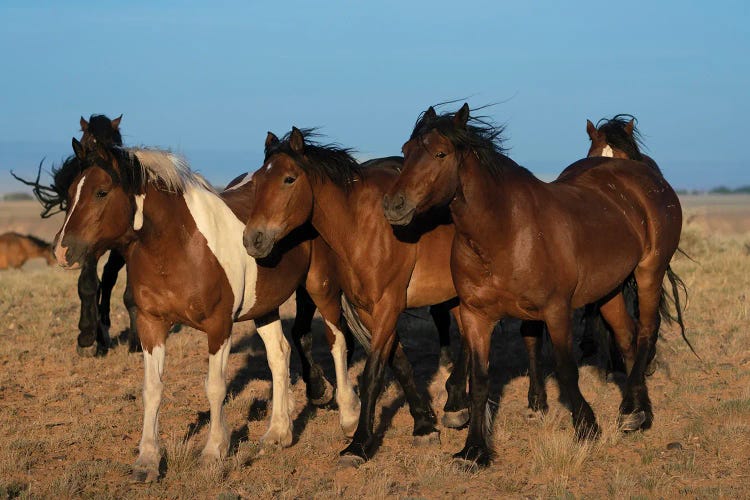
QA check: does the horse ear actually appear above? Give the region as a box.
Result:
[624,118,635,137]
[80,116,89,132]
[586,119,598,141]
[454,103,470,128]
[72,138,85,160]
[289,127,305,154]
[265,131,280,151]
[111,114,122,130]
[424,106,437,121]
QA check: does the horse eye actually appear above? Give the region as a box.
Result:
[96,190,108,198]
[283,176,296,185]
[435,151,447,158]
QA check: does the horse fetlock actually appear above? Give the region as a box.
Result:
[338,397,361,438]
[442,408,470,429]
[452,443,492,471]
[413,430,441,447]
[132,453,160,483]
[260,422,293,449]
[76,343,99,358]
[309,377,334,407]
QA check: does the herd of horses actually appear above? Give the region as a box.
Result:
[12,105,688,480]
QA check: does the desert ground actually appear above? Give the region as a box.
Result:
[0,196,749,498]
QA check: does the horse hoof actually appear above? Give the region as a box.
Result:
[310,380,334,407]
[76,344,98,358]
[413,431,440,447]
[442,409,469,429]
[338,453,366,469]
[619,411,646,432]
[131,467,158,483]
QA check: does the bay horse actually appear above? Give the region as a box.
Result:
[53,140,360,482]
[0,232,55,269]
[384,104,683,467]
[244,128,505,466]
[13,114,137,356]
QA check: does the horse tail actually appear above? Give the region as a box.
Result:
[341,294,371,353]
[660,264,701,360]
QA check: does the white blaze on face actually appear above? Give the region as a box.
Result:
[54,175,86,265]
[133,194,146,230]
[182,186,259,317]
[601,145,614,158]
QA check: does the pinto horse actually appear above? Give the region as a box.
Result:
[53,140,360,482]
[0,232,55,269]
[384,104,683,467]
[13,114,137,356]
[244,128,497,466]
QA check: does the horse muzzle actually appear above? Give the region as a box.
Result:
[243,227,278,259]
[53,234,86,270]
[382,192,416,226]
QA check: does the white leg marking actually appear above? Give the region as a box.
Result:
[256,320,293,448]
[202,336,231,460]
[135,344,165,474]
[601,145,614,157]
[133,194,146,230]
[326,320,361,437]
[54,175,86,265]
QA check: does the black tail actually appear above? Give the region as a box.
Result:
[341,295,372,353]
[660,264,700,360]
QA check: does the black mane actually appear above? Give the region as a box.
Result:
[409,105,508,177]
[21,233,52,249]
[265,128,361,189]
[85,114,122,147]
[596,114,644,161]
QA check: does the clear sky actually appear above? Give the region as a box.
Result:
[1,0,747,193]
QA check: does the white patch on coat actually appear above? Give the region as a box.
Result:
[223,173,252,192]
[182,186,258,317]
[601,145,614,157]
[133,194,146,230]
[54,175,86,264]
[138,344,165,463]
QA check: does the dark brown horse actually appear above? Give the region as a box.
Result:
[53,140,360,482]
[243,128,484,466]
[13,114,136,356]
[0,232,55,269]
[384,104,683,467]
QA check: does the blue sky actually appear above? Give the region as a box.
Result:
[1,0,747,193]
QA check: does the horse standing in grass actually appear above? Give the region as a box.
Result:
[13,114,137,356]
[53,139,360,482]
[0,232,55,269]
[384,104,683,467]
[243,128,486,466]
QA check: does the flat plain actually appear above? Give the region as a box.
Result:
[1,196,748,498]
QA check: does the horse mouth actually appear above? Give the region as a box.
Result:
[385,207,416,226]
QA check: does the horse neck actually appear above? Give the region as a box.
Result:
[309,180,362,260]
[451,153,535,244]
[131,185,191,253]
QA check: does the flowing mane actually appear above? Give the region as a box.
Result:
[410,105,509,177]
[595,114,645,161]
[265,128,361,189]
[122,147,214,194]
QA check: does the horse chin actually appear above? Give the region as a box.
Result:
[385,207,416,226]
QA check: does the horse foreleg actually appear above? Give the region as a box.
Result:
[520,320,548,414]
[123,280,140,353]
[256,314,294,448]
[429,302,453,368]
[132,313,169,483]
[201,324,232,461]
[291,287,333,406]
[545,305,599,441]
[98,250,124,328]
[76,256,102,357]
[442,304,470,429]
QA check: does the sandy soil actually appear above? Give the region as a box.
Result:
[0,198,748,498]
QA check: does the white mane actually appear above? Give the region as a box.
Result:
[124,147,215,194]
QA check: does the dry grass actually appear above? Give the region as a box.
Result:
[1,199,749,498]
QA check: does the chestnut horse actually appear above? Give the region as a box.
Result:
[0,232,55,269]
[384,104,683,467]
[243,128,487,466]
[53,140,359,482]
[13,114,136,356]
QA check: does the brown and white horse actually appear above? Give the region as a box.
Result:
[0,232,55,269]
[53,140,359,482]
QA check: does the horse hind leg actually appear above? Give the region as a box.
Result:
[201,327,232,462]
[76,257,103,357]
[620,265,665,431]
[521,320,548,415]
[442,304,470,429]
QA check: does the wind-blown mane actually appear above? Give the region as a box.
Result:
[265,128,361,189]
[121,148,214,194]
[410,106,509,177]
[596,114,645,161]
[11,156,82,217]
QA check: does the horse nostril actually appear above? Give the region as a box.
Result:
[393,194,405,211]
[253,231,265,249]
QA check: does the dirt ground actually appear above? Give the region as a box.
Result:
[1,196,749,499]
